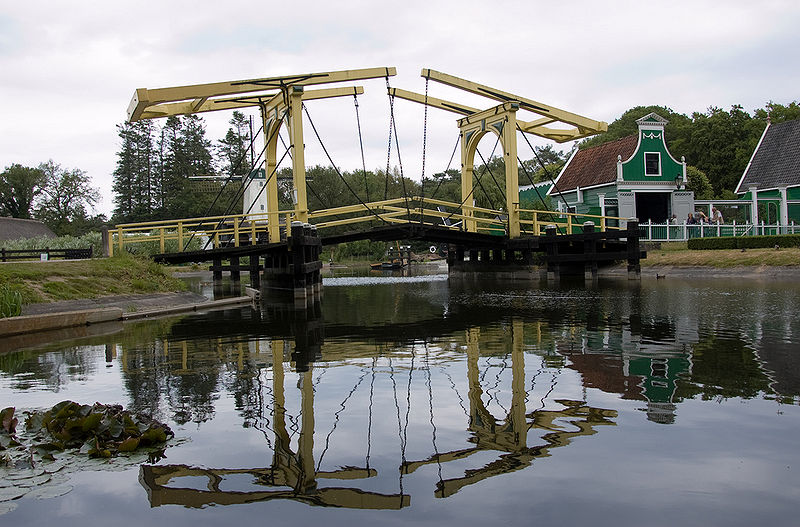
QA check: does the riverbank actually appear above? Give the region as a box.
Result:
[0,254,187,305]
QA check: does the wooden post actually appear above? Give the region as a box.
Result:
[250,255,261,289]
[212,258,222,282]
[545,224,559,282]
[230,256,240,282]
[101,228,110,257]
[583,221,597,281]
[626,219,641,280]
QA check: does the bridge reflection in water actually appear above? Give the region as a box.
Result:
[137,301,617,509]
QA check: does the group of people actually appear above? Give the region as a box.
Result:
[682,207,724,225]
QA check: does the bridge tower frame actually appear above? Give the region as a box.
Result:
[391,68,609,239]
[126,67,396,243]
[458,101,521,237]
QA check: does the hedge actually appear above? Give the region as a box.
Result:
[688,234,800,250]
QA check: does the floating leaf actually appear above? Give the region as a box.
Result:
[81,412,102,433]
[118,437,140,452]
[0,487,26,502]
[0,500,18,515]
[15,474,52,488]
[122,415,139,437]
[107,418,123,439]
[52,401,77,420]
[6,468,45,480]
[140,427,167,445]
[0,408,16,435]
[24,412,44,433]
[0,435,20,450]
[26,484,73,500]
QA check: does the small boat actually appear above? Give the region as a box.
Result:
[370,258,404,270]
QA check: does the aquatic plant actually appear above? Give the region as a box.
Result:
[1,401,173,464]
[0,284,22,318]
[0,402,177,515]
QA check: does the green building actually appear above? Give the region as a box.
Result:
[547,113,692,226]
[735,118,800,226]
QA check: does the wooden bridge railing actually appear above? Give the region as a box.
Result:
[109,198,628,255]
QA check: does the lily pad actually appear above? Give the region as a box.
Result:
[0,408,17,435]
[0,401,177,515]
[0,487,26,502]
[5,468,45,481]
[15,474,52,488]
[26,484,73,500]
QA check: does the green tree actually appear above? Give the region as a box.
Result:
[685,166,713,199]
[112,120,157,223]
[580,105,693,151]
[679,105,764,196]
[753,101,800,124]
[35,160,100,235]
[0,164,46,219]
[158,115,216,219]
[218,111,252,177]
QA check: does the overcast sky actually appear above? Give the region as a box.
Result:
[2,0,799,217]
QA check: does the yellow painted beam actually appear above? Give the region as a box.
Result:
[137,86,365,121]
[128,67,396,122]
[388,87,479,116]
[457,101,519,127]
[392,88,597,143]
[421,68,607,134]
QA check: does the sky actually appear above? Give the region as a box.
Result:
[2,0,799,217]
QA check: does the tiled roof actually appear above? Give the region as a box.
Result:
[0,217,56,242]
[737,118,800,192]
[552,135,638,193]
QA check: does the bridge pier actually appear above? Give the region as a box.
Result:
[262,222,323,309]
[447,221,643,282]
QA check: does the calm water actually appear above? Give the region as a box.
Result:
[1,269,799,526]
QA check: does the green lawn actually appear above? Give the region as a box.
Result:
[643,243,800,267]
[0,254,187,305]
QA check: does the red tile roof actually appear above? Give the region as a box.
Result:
[552,135,638,193]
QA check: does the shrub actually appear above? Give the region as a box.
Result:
[1,232,103,256]
[687,237,738,250]
[688,234,800,250]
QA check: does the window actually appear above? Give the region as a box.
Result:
[645,152,661,176]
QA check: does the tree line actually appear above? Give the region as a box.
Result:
[109,100,799,226]
[4,100,797,235]
[110,109,567,225]
[111,112,250,223]
[0,160,103,236]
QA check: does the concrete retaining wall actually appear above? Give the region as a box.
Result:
[0,308,123,338]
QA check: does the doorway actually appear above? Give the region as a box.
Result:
[635,192,671,223]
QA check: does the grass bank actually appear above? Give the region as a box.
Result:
[0,254,187,306]
[642,242,800,267]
